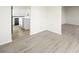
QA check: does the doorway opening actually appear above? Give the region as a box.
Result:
[62,6,79,39]
[11,6,31,41]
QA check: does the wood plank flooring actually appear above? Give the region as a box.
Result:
[0,24,79,53]
[12,26,30,41]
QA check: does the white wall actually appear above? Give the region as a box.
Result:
[47,6,62,34]
[13,6,30,17]
[30,6,48,34]
[31,6,62,35]
[0,6,12,45]
[64,6,79,25]
[62,7,66,24]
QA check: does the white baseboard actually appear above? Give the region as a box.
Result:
[0,40,12,45]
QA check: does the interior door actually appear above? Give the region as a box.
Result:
[15,18,19,25]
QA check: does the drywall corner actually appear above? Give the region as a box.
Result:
[47,6,62,35]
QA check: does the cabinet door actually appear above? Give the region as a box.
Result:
[23,18,30,30]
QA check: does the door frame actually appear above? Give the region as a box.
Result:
[11,6,13,35]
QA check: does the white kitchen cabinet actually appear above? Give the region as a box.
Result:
[23,18,30,30]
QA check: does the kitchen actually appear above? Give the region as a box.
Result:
[12,6,30,40]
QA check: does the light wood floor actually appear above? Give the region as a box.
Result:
[12,26,30,41]
[0,24,79,53]
[62,24,79,39]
